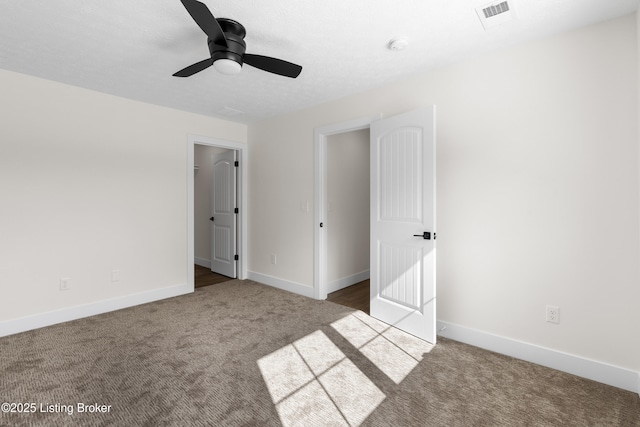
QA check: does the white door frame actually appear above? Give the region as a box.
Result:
[314,114,382,300]
[188,134,248,291]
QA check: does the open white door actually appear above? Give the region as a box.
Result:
[370,107,436,343]
[210,150,237,278]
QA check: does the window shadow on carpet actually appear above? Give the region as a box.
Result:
[257,311,434,426]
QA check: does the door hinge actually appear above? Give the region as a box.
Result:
[234,161,239,167]
[234,207,239,214]
[234,254,239,261]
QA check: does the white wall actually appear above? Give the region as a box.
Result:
[248,14,640,374]
[327,129,370,285]
[194,144,230,266]
[0,70,246,327]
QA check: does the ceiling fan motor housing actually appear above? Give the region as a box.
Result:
[173,0,302,79]
[208,18,246,65]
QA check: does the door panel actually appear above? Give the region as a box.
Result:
[379,127,423,223]
[211,150,237,278]
[379,242,422,309]
[370,107,436,343]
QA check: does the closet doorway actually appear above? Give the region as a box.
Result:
[194,144,237,286]
[187,134,248,291]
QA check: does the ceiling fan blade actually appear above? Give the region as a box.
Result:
[180,0,227,47]
[173,58,214,77]
[243,54,302,78]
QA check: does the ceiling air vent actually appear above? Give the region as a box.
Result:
[476,0,517,30]
[482,1,509,18]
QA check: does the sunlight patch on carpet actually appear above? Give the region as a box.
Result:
[258,329,385,426]
[258,312,434,426]
[331,311,434,384]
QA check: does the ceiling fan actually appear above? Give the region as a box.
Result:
[173,0,302,78]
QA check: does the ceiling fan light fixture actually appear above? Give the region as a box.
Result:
[213,58,242,75]
[173,0,303,78]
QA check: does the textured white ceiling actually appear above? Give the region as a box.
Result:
[0,0,637,124]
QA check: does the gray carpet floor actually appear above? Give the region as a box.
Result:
[1,279,638,426]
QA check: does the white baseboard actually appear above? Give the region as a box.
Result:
[194,257,211,268]
[247,271,315,298]
[437,320,640,394]
[327,270,370,294]
[0,283,192,338]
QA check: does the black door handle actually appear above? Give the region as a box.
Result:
[209,217,214,221]
[413,232,431,240]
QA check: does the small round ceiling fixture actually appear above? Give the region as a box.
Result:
[214,58,242,75]
[388,38,409,51]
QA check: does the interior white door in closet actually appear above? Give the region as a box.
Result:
[210,149,237,278]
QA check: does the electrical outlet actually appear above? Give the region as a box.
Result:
[546,305,560,323]
[111,270,121,282]
[271,254,277,265]
[59,278,70,291]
